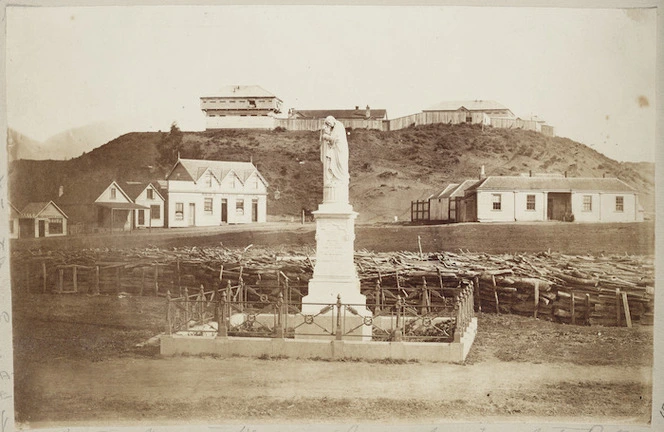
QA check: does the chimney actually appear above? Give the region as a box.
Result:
[479,165,486,180]
[355,106,359,110]
[529,170,532,177]
[58,185,64,197]
[365,105,371,119]
[564,171,567,178]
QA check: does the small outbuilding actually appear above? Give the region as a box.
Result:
[18,201,68,238]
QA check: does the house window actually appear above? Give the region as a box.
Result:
[205,173,213,188]
[49,218,63,234]
[175,203,184,220]
[232,176,237,188]
[204,198,213,214]
[150,205,160,219]
[492,194,502,211]
[583,195,592,212]
[147,189,154,200]
[526,194,536,211]
[252,175,259,189]
[236,199,244,215]
[110,188,116,199]
[615,196,624,212]
[9,221,14,234]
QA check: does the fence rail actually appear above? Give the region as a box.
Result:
[166,280,476,343]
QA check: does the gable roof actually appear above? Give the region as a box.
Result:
[204,85,282,101]
[119,181,165,201]
[430,183,459,200]
[167,158,269,187]
[20,201,69,219]
[9,202,21,218]
[464,176,636,194]
[94,180,133,203]
[424,100,511,112]
[292,109,388,120]
[450,179,480,198]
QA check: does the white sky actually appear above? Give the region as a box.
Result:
[5,5,658,162]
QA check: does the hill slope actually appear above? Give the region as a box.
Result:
[9,124,655,222]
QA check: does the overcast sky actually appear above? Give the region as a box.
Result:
[5,5,657,162]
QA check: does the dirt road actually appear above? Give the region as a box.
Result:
[21,355,652,427]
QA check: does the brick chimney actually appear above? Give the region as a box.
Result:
[58,185,64,197]
[365,105,371,119]
[479,165,486,180]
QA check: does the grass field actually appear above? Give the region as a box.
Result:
[11,220,655,255]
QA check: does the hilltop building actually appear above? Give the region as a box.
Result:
[201,85,283,130]
[165,157,268,227]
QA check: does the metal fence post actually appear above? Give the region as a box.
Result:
[166,290,172,335]
[276,292,285,338]
[184,287,190,330]
[394,295,403,342]
[335,294,342,341]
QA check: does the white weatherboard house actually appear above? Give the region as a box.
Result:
[166,158,268,227]
[120,181,166,229]
[462,176,642,223]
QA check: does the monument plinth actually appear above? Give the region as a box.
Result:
[296,116,371,339]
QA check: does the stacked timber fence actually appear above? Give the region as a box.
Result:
[10,247,653,327]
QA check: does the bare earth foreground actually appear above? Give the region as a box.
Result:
[13,296,652,428]
[10,222,655,428]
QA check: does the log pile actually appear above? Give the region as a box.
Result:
[11,246,654,327]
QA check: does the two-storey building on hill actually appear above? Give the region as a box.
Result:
[201,85,283,130]
[165,158,268,227]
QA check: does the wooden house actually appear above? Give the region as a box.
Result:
[94,181,150,232]
[201,85,283,130]
[9,202,21,239]
[165,157,268,227]
[18,201,68,238]
[462,176,641,223]
[120,181,166,229]
[423,100,515,125]
[287,106,388,131]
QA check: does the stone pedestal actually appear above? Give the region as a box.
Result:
[297,199,372,340]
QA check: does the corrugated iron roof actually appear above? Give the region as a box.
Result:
[204,85,281,100]
[292,109,388,120]
[464,176,636,193]
[20,201,68,219]
[424,100,511,112]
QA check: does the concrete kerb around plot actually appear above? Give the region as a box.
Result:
[160,317,477,363]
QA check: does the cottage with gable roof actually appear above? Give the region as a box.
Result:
[18,201,68,238]
[119,181,166,229]
[462,175,642,223]
[165,157,268,227]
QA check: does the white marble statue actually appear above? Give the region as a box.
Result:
[320,116,349,203]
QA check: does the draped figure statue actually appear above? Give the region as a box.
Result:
[320,116,349,203]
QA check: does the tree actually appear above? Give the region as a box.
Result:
[157,122,183,168]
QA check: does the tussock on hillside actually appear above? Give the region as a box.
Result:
[9,124,654,222]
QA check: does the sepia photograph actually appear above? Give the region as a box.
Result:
[1,1,660,431]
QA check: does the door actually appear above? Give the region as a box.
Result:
[138,210,145,225]
[547,197,553,220]
[221,199,228,223]
[38,220,46,237]
[252,199,258,222]
[188,203,195,226]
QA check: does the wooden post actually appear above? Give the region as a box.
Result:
[58,268,64,293]
[176,259,181,292]
[621,291,632,328]
[492,274,499,314]
[473,276,480,312]
[42,261,47,294]
[417,235,423,260]
[154,264,159,296]
[166,290,172,335]
[140,267,145,296]
[115,266,121,295]
[72,266,78,293]
[570,289,576,325]
[584,294,591,325]
[217,290,228,338]
[25,263,30,293]
[533,280,539,319]
[615,288,622,327]
[275,293,284,338]
[374,280,381,314]
[95,266,100,295]
[184,287,190,330]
